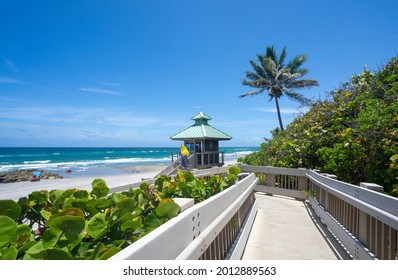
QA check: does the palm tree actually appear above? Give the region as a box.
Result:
[240,46,319,131]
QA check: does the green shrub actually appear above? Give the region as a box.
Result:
[0,169,237,259]
[240,57,398,195]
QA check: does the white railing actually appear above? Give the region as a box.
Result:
[306,170,398,260]
[239,165,309,199]
[110,172,258,260]
[238,164,398,260]
[109,164,398,260]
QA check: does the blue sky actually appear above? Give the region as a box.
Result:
[1,0,397,147]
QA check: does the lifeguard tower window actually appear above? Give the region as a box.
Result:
[205,140,218,152]
[186,142,195,153]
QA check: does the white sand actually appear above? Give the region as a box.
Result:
[0,165,166,201]
[0,160,238,201]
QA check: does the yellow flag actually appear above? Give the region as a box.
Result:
[181,145,189,156]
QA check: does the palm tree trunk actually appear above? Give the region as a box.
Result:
[275,97,284,131]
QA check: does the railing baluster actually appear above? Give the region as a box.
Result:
[390,228,398,259]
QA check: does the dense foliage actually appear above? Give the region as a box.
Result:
[0,166,240,260]
[239,57,398,196]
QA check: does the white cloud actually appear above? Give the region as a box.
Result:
[252,107,307,114]
[0,76,24,84]
[0,106,165,128]
[4,58,18,72]
[79,87,124,96]
[101,82,122,87]
[0,96,23,102]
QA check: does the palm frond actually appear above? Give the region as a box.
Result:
[296,68,309,76]
[278,46,287,68]
[242,77,271,88]
[262,57,277,80]
[266,46,277,62]
[244,71,261,81]
[285,79,319,89]
[249,60,266,78]
[284,91,313,106]
[239,89,265,98]
[287,54,307,73]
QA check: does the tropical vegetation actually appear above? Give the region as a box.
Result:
[240,45,319,131]
[0,166,241,260]
[239,56,398,196]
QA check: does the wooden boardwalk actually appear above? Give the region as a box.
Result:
[242,193,352,260]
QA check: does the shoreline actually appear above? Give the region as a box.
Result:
[0,159,238,201]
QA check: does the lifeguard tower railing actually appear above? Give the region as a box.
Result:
[111,165,398,260]
[171,151,226,169]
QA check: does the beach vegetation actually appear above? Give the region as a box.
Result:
[239,57,398,196]
[0,165,241,260]
[240,45,319,131]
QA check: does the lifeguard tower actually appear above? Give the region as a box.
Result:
[170,111,232,169]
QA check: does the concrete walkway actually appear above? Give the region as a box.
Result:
[242,193,349,260]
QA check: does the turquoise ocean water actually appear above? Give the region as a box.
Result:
[0,147,258,177]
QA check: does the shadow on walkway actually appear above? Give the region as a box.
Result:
[242,193,352,260]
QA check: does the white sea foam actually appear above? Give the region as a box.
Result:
[0,157,171,172]
[225,151,254,158]
[23,160,52,164]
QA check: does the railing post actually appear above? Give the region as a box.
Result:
[266,168,276,187]
[358,210,368,251]
[297,168,308,191]
[359,182,384,193]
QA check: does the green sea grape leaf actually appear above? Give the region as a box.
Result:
[73,189,89,200]
[59,207,85,219]
[17,241,36,256]
[42,228,62,249]
[49,189,64,201]
[112,193,123,203]
[43,248,73,260]
[63,197,87,209]
[91,179,109,198]
[26,242,73,260]
[134,188,149,199]
[0,216,17,248]
[76,241,90,257]
[159,198,174,205]
[24,241,45,259]
[48,216,85,242]
[119,212,134,222]
[86,242,105,260]
[0,200,22,220]
[143,212,164,233]
[13,224,33,247]
[121,217,143,231]
[60,189,75,199]
[155,202,180,219]
[93,197,114,209]
[28,191,49,205]
[87,213,108,240]
[97,246,121,260]
[132,207,142,218]
[116,197,136,213]
[227,174,237,184]
[228,165,241,176]
[40,209,52,221]
[140,182,150,190]
[0,246,18,260]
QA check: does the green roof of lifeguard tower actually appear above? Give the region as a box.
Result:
[170,112,232,140]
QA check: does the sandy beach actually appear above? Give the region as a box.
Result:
[0,160,237,201]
